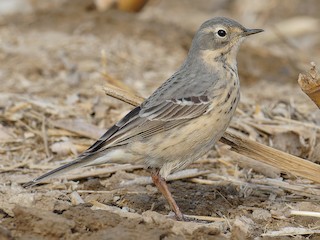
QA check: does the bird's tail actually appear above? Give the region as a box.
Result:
[23,108,139,188]
[22,155,99,188]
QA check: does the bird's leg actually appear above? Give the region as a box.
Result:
[151,171,184,221]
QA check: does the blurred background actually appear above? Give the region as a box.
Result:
[1,0,319,97]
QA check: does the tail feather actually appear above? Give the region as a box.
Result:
[22,157,91,188]
[22,147,126,188]
[22,107,141,188]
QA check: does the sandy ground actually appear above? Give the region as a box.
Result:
[1,0,320,239]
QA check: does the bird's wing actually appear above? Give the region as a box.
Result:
[83,95,213,152]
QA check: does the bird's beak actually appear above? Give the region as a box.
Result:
[243,28,264,36]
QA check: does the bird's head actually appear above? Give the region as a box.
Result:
[189,17,263,66]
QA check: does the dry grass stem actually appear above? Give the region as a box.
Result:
[251,178,320,198]
[261,227,320,237]
[184,214,226,222]
[290,210,320,218]
[121,169,213,186]
[221,131,320,183]
[103,84,145,107]
[66,164,145,181]
[50,119,104,140]
[70,191,85,205]
[193,174,285,195]
[41,116,50,157]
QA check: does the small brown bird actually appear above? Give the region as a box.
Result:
[24,17,263,221]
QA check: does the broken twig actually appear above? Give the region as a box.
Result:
[298,62,320,108]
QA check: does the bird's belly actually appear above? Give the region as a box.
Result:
[128,104,235,178]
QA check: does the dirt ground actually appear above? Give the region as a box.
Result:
[1,0,320,239]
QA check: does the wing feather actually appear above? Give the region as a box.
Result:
[80,95,212,156]
[140,96,211,121]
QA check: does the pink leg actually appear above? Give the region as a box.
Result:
[151,171,184,221]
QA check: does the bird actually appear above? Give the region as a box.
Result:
[23,17,263,221]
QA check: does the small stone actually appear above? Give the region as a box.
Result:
[252,209,271,221]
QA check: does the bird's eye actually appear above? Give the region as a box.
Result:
[217,29,227,37]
